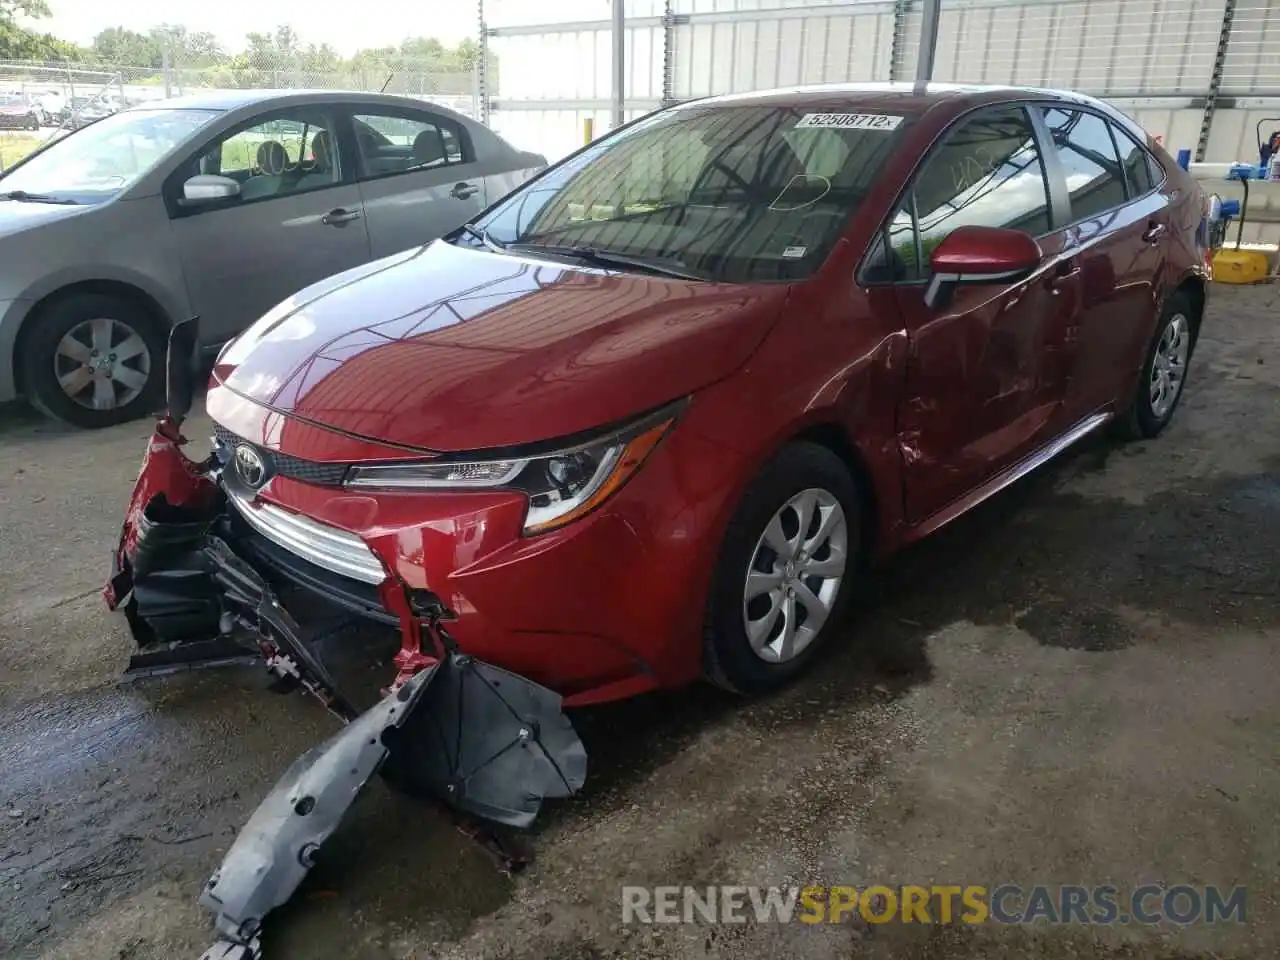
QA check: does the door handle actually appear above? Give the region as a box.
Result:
[450,181,480,200]
[1049,259,1080,294]
[1143,221,1167,244]
[321,208,362,227]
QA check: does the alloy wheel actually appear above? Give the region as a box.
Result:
[742,487,848,664]
[54,318,152,411]
[1149,312,1190,420]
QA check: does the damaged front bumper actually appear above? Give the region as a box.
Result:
[107,419,586,957]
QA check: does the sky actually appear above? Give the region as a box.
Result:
[28,0,480,55]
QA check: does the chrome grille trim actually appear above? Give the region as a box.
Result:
[226,489,387,585]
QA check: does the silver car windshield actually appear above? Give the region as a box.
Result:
[0,108,219,202]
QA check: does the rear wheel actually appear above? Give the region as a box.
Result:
[703,442,862,696]
[1117,292,1196,440]
[22,293,165,429]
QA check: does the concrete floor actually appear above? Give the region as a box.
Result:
[0,284,1277,960]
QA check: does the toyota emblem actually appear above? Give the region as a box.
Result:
[233,444,267,489]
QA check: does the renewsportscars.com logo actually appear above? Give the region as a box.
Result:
[621,885,1247,926]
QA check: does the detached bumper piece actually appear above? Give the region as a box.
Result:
[198,668,435,960]
[110,427,586,960]
[199,657,586,959]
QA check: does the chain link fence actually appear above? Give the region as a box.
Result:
[0,62,128,171]
[0,51,480,172]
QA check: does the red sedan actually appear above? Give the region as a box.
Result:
[110,83,1209,709]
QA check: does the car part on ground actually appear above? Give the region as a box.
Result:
[198,668,439,960]
[191,643,583,960]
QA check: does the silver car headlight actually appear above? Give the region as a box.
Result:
[344,406,680,535]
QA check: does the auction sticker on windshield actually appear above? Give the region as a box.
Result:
[795,113,904,130]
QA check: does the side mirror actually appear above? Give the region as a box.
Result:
[182,174,240,205]
[923,226,1043,311]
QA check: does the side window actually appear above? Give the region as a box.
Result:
[861,203,916,284]
[1145,150,1166,188]
[1042,107,1127,222]
[1113,128,1154,197]
[353,111,467,179]
[909,106,1051,279]
[197,110,340,203]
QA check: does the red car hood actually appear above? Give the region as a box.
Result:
[216,241,787,452]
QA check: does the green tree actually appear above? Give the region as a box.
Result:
[1,0,85,61]
[348,35,492,77]
[151,24,226,68]
[92,26,161,67]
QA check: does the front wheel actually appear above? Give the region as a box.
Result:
[703,441,862,696]
[21,293,166,429]
[1117,292,1196,440]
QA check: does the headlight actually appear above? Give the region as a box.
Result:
[344,408,679,535]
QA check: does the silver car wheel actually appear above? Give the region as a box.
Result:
[742,487,848,664]
[54,318,152,411]
[1149,312,1190,420]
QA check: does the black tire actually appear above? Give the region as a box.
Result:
[703,441,863,696]
[22,293,166,429]
[1116,291,1197,441]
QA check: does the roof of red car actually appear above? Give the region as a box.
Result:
[679,81,1108,115]
[672,82,1146,141]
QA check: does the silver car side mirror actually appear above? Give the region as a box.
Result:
[183,174,240,204]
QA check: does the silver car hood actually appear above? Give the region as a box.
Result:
[0,199,86,237]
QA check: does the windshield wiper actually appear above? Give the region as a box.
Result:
[507,243,707,281]
[457,222,505,253]
[0,190,78,205]
[519,201,687,243]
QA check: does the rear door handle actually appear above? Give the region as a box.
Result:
[321,208,362,227]
[450,181,480,200]
[1143,221,1167,244]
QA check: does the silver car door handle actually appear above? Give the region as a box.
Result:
[1143,221,1167,244]
[450,182,480,200]
[322,208,362,226]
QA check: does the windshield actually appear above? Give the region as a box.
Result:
[468,104,911,282]
[0,108,219,203]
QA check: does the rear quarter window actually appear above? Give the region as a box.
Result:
[1042,107,1127,223]
[1112,126,1156,196]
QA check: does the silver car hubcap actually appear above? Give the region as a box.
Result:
[743,488,848,664]
[1149,313,1190,420]
[55,318,151,411]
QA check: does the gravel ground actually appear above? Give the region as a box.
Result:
[0,283,1277,960]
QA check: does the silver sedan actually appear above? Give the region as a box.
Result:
[0,89,545,427]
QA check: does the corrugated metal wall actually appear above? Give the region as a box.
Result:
[896,0,1222,95]
[482,0,1280,238]
[669,2,899,96]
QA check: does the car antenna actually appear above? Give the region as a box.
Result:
[380,73,395,93]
